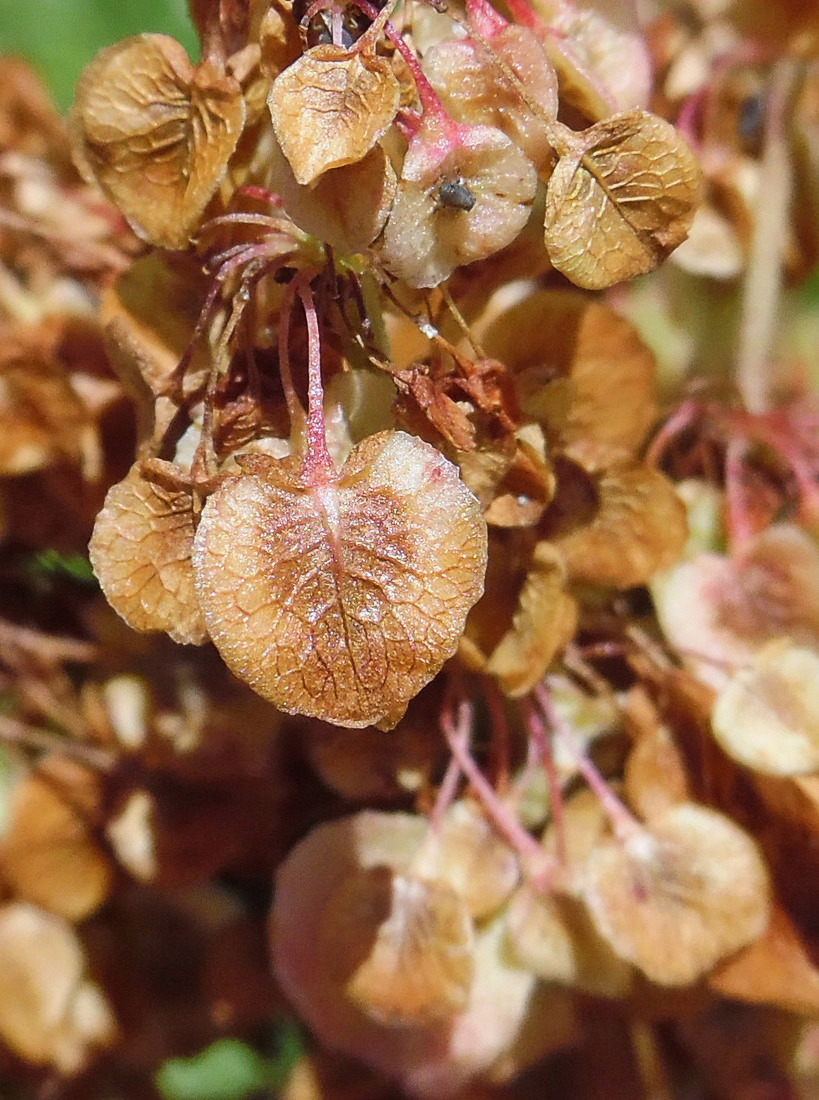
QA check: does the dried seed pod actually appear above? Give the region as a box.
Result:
[414,801,520,919]
[320,866,475,1026]
[272,812,544,1095]
[544,110,702,290]
[712,641,819,776]
[536,0,652,118]
[268,134,396,252]
[89,458,207,646]
[193,430,487,728]
[654,524,819,690]
[479,290,659,469]
[380,121,538,288]
[583,803,770,986]
[268,45,399,185]
[423,27,558,169]
[70,35,245,249]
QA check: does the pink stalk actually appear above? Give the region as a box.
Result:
[533,683,640,843]
[442,697,559,888]
[297,280,336,484]
[723,435,756,550]
[354,0,462,146]
[465,0,508,39]
[524,701,567,865]
[429,751,464,835]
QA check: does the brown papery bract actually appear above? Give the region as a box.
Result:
[89,458,207,646]
[268,45,400,186]
[544,110,702,289]
[583,803,771,987]
[193,430,487,728]
[70,34,245,249]
[505,885,633,998]
[479,290,659,469]
[550,464,688,590]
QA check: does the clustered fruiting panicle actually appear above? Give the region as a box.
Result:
[1,0,819,1096]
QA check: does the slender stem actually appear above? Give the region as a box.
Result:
[524,701,567,865]
[354,0,456,131]
[277,277,307,435]
[442,697,559,887]
[297,280,336,483]
[534,683,640,842]
[736,59,801,413]
[0,716,115,771]
[429,752,463,834]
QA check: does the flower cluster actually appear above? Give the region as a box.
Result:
[1,0,818,1097]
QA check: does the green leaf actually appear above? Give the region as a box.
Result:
[29,549,97,586]
[0,0,198,111]
[156,1039,271,1100]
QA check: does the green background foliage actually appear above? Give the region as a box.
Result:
[0,0,198,110]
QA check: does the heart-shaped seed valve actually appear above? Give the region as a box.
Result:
[193,277,488,728]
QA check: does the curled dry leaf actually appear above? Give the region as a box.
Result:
[70,35,245,249]
[380,122,538,288]
[268,45,400,186]
[89,458,207,646]
[712,641,819,776]
[551,464,688,590]
[320,866,475,1026]
[544,110,702,290]
[583,803,770,986]
[0,902,116,1074]
[461,535,577,698]
[193,430,487,728]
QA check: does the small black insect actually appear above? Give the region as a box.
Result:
[438,178,477,212]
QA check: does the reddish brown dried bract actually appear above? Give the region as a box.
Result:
[70,34,245,249]
[544,110,702,289]
[268,46,399,186]
[193,430,487,728]
[89,459,207,646]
